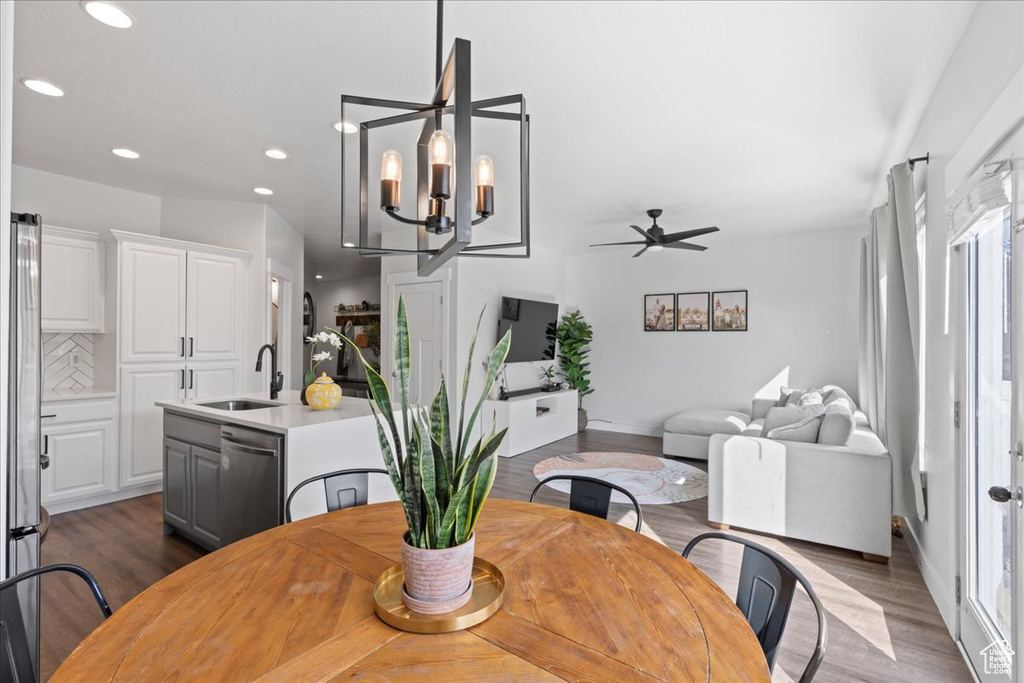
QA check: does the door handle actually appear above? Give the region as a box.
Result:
[40,454,50,470]
[221,438,278,457]
[189,370,194,390]
[988,486,1023,508]
[180,369,186,390]
[41,434,48,456]
[189,337,194,357]
[180,337,186,357]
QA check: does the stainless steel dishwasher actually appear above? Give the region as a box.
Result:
[219,425,284,546]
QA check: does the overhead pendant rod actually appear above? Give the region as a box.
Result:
[435,0,444,84]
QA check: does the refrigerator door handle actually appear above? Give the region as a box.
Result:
[9,525,41,540]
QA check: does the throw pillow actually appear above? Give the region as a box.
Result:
[766,413,824,443]
[795,390,824,407]
[818,408,855,446]
[777,386,801,407]
[823,386,857,413]
[760,404,825,437]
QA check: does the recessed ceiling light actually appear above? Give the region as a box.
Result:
[253,187,273,196]
[111,148,139,159]
[343,241,355,248]
[315,274,324,280]
[263,148,288,160]
[81,1,134,28]
[333,121,358,135]
[21,79,64,97]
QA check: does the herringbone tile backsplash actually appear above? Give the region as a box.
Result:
[43,333,95,392]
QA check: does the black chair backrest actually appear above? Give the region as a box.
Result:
[529,474,643,532]
[0,564,112,683]
[682,532,827,682]
[285,468,390,522]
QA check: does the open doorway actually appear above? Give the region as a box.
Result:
[267,260,295,391]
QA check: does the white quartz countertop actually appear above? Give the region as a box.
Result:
[156,390,375,434]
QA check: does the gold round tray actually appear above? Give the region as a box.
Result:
[373,557,505,634]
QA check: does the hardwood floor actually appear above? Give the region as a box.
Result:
[40,431,970,682]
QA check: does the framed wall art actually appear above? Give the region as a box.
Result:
[711,290,748,331]
[676,292,710,331]
[644,294,675,331]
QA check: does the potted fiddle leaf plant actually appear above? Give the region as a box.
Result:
[335,296,510,614]
[555,309,594,431]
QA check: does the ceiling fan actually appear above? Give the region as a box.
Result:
[590,209,720,258]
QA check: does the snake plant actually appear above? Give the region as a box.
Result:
[331,296,510,549]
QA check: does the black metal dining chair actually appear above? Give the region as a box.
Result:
[529,474,643,532]
[285,467,391,522]
[1,564,113,683]
[682,532,827,682]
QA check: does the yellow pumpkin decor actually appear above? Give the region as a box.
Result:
[305,372,342,410]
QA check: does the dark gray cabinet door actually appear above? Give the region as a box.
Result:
[189,446,221,547]
[163,437,190,529]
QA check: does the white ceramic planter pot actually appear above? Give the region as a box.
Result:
[401,532,475,615]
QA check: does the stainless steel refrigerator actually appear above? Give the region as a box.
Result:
[5,211,43,676]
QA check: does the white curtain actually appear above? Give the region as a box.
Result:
[859,161,926,520]
[858,205,887,440]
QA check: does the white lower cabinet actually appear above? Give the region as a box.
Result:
[121,364,185,488]
[41,398,118,506]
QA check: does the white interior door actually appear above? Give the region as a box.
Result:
[392,280,443,406]
[959,167,1021,681]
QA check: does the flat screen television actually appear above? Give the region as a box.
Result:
[497,297,558,363]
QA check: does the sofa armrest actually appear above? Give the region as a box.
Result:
[751,397,776,421]
[708,434,892,557]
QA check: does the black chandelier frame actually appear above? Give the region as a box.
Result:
[340,30,531,276]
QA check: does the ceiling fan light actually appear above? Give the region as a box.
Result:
[648,245,664,252]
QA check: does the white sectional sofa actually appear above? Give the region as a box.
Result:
[707,393,892,561]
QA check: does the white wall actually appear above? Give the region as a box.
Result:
[0,0,14,578]
[264,206,305,389]
[897,0,1024,634]
[565,226,862,433]
[11,165,161,234]
[160,197,267,391]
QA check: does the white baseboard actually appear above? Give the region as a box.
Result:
[45,483,162,516]
[902,517,957,637]
[585,419,662,437]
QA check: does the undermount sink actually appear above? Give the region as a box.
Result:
[199,399,281,411]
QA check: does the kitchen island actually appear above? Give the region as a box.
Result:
[156,390,397,550]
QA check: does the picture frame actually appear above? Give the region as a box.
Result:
[676,292,710,332]
[644,294,675,331]
[711,290,748,331]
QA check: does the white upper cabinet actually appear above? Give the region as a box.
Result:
[187,363,240,401]
[120,241,188,363]
[116,233,248,366]
[186,251,244,362]
[41,227,105,333]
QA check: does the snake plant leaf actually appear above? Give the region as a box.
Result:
[457,329,512,461]
[394,298,412,465]
[368,402,416,541]
[437,483,473,548]
[455,306,486,472]
[458,425,507,492]
[466,453,498,542]
[415,412,441,546]
[429,378,453,501]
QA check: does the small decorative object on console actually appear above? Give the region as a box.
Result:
[305,372,342,410]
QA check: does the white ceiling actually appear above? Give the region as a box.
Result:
[12,1,976,278]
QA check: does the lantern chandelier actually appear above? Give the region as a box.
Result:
[340,0,531,276]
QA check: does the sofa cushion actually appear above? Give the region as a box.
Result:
[766,412,823,442]
[818,404,856,446]
[760,405,824,437]
[664,409,748,437]
[823,386,856,412]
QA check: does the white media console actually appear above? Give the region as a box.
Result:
[482,389,578,458]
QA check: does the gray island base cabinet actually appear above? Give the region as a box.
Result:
[157,391,397,551]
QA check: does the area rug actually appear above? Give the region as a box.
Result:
[532,452,708,505]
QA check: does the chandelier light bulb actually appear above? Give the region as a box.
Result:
[380,150,402,210]
[474,155,494,217]
[428,129,453,167]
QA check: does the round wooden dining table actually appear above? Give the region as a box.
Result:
[52,498,770,682]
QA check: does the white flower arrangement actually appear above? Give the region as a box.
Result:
[306,329,343,378]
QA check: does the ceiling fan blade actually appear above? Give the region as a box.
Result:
[590,240,648,247]
[663,241,708,251]
[629,224,652,239]
[632,246,648,258]
[663,226,720,243]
